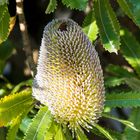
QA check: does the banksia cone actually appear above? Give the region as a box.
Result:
[33,19,105,132]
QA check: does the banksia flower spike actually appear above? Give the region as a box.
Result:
[33,19,105,132]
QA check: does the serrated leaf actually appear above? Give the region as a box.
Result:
[24,106,53,140]
[61,0,88,10]
[0,4,10,44]
[45,0,57,14]
[123,108,140,140]
[103,113,139,132]
[94,0,120,53]
[54,126,66,140]
[0,0,8,5]
[82,10,99,42]
[94,124,114,140]
[44,120,59,140]
[6,103,34,140]
[105,76,125,88]
[120,28,140,76]
[117,0,140,27]
[125,78,140,91]
[105,91,140,108]
[106,64,135,78]
[0,89,33,126]
[6,114,23,140]
[11,79,32,93]
[76,127,88,140]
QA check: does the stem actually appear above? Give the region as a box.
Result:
[16,0,35,76]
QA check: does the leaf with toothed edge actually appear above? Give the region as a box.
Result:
[120,28,140,76]
[6,104,34,140]
[82,10,99,42]
[0,0,8,5]
[45,0,57,14]
[94,0,120,53]
[117,0,140,28]
[105,91,140,108]
[61,0,88,10]
[0,89,33,127]
[0,4,10,44]
[123,108,140,140]
[23,106,53,140]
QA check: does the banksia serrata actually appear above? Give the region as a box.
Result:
[33,19,105,132]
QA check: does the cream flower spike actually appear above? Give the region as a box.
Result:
[33,19,105,132]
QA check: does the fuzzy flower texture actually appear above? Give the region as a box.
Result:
[33,19,105,132]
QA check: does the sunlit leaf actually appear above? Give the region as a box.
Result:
[83,10,99,42]
[6,114,23,140]
[0,89,33,126]
[24,106,53,140]
[45,0,57,14]
[44,120,59,140]
[54,126,66,140]
[94,0,120,53]
[9,16,16,33]
[61,0,88,10]
[0,0,8,5]
[11,79,32,93]
[0,4,10,44]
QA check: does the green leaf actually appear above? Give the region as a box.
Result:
[76,127,88,140]
[0,4,10,44]
[0,89,33,126]
[120,28,140,76]
[54,126,66,140]
[0,60,5,75]
[82,10,99,42]
[103,113,139,132]
[123,108,140,140]
[105,76,125,88]
[61,0,88,10]
[44,120,59,140]
[106,64,135,78]
[94,0,120,53]
[125,78,140,91]
[24,106,53,140]
[117,0,140,27]
[0,0,8,5]
[105,91,140,108]
[6,114,23,140]
[11,79,32,93]
[45,0,57,14]
[64,127,72,140]
[19,116,32,134]
[0,41,14,60]
[94,124,114,140]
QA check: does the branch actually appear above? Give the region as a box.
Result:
[16,0,35,76]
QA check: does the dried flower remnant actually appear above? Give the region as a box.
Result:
[32,19,105,132]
